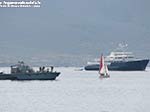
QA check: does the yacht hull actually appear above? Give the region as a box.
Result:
[85,59,149,71]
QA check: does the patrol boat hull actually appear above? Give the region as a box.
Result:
[85,59,149,71]
[12,72,60,80]
[0,72,60,80]
[0,74,16,80]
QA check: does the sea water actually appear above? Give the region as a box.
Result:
[0,67,150,112]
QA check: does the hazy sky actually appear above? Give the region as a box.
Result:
[0,0,150,65]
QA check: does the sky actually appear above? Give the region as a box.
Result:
[0,0,150,66]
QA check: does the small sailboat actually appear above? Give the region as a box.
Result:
[99,54,110,78]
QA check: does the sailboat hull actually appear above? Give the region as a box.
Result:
[99,75,110,78]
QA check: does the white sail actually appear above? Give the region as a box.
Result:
[100,66,105,74]
[104,64,109,76]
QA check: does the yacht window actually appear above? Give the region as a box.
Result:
[128,56,134,58]
[115,57,122,59]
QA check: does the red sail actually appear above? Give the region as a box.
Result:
[99,54,103,73]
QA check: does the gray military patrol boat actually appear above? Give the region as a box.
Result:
[0,61,60,80]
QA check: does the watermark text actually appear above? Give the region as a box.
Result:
[0,0,41,8]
